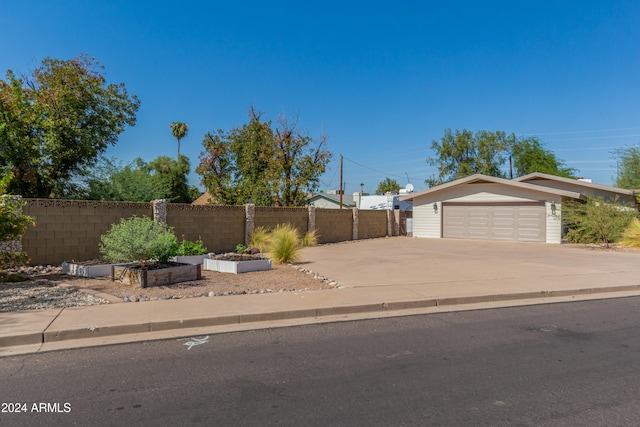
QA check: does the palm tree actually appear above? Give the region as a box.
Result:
[170,122,189,158]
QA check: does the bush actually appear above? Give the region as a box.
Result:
[176,236,207,256]
[563,196,638,247]
[0,170,35,268]
[249,227,271,253]
[621,218,640,248]
[100,216,178,263]
[301,230,319,247]
[268,224,301,264]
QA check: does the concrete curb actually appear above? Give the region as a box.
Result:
[4,284,640,349]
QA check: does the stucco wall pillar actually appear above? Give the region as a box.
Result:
[308,206,316,233]
[352,207,359,240]
[152,199,167,224]
[245,203,255,245]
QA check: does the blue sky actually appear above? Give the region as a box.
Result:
[2,1,639,194]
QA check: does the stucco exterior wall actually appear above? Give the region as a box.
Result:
[409,183,568,243]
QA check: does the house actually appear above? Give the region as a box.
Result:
[399,173,636,244]
[307,192,356,209]
[191,191,214,205]
[358,194,413,211]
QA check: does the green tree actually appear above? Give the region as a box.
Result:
[427,129,575,186]
[0,169,35,268]
[0,54,140,198]
[426,129,515,186]
[170,122,189,158]
[78,155,196,203]
[511,137,576,178]
[146,155,195,203]
[376,177,401,194]
[562,196,638,248]
[197,108,331,206]
[614,145,640,189]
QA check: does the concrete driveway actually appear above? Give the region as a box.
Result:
[301,237,640,299]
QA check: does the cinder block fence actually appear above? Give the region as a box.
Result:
[21,199,405,265]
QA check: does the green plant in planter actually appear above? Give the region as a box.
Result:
[176,235,208,256]
[100,216,178,264]
[235,243,247,254]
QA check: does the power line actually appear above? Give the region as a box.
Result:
[342,156,405,179]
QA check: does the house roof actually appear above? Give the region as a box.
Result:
[308,193,355,207]
[398,174,583,201]
[514,172,636,196]
[191,191,214,205]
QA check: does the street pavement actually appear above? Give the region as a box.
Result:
[2,237,639,356]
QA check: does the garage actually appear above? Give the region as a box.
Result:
[442,202,546,242]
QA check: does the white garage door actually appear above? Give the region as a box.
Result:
[443,202,546,242]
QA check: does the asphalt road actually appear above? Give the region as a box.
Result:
[2,297,640,426]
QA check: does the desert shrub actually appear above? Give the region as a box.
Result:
[301,230,318,247]
[176,236,208,256]
[235,243,247,254]
[563,196,638,247]
[621,218,640,248]
[100,216,178,263]
[249,227,271,253]
[268,224,301,264]
[0,170,35,268]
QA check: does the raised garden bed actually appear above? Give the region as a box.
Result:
[112,262,201,288]
[203,254,272,274]
[62,260,129,278]
[169,254,212,265]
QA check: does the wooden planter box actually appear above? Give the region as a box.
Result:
[203,256,272,274]
[62,261,128,278]
[169,254,211,265]
[112,262,201,288]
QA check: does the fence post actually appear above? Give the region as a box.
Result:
[308,206,316,233]
[245,203,255,245]
[352,208,359,240]
[152,199,167,224]
[394,209,399,236]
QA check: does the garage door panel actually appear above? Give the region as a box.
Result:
[443,202,545,242]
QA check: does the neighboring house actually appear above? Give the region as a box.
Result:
[358,194,413,211]
[399,173,637,244]
[192,191,214,205]
[307,193,356,209]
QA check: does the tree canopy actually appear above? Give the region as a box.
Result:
[196,108,331,206]
[0,54,140,198]
[77,155,198,203]
[614,144,640,189]
[376,177,400,194]
[426,129,574,186]
[511,137,575,178]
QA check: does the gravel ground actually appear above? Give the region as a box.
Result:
[1,263,339,313]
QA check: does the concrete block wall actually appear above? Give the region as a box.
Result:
[357,210,389,239]
[18,198,404,265]
[253,207,308,236]
[22,199,152,265]
[315,209,353,243]
[166,204,245,253]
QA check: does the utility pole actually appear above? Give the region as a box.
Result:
[339,155,343,209]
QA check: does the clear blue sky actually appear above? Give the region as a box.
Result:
[2,1,639,194]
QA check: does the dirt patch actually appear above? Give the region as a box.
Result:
[19,263,338,302]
